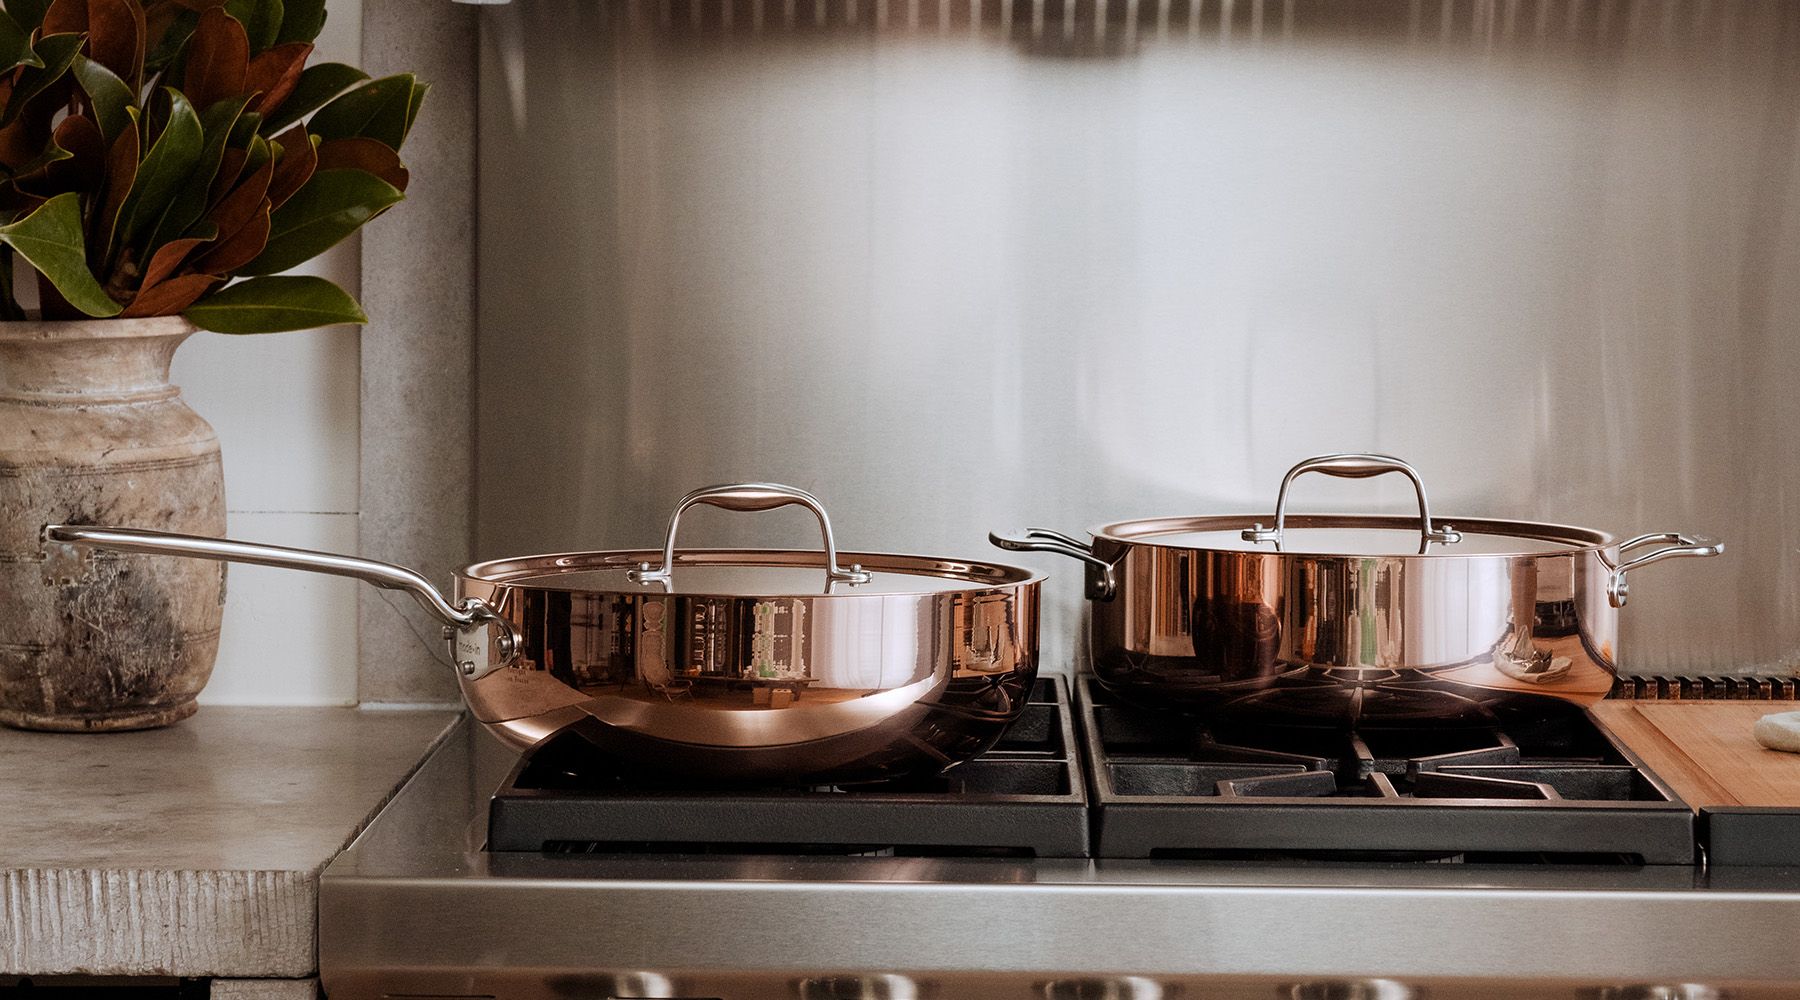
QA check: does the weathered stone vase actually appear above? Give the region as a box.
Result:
[0,317,226,731]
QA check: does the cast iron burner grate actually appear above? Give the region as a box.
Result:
[485,676,1089,857]
[1079,675,1696,863]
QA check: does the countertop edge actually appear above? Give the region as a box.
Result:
[1,709,464,979]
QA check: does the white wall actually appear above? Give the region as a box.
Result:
[179,2,364,706]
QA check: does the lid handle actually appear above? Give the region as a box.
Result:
[628,483,872,586]
[1241,454,1463,554]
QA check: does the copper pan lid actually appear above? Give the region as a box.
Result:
[1096,455,1612,558]
[466,483,1038,597]
[1096,513,1610,557]
[466,548,1037,596]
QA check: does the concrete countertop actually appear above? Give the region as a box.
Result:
[0,706,460,980]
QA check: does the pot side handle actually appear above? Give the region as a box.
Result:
[1608,531,1725,608]
[39,524,517,676]
[989,527,1117,600]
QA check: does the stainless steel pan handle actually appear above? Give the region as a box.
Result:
[628,482,871,586]
[1241,453,1463,553]
[989,527,1117,600]
[1607,531,1725,608]
[40,524,517,676]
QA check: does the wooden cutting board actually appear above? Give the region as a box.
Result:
[1591,702,1800,809]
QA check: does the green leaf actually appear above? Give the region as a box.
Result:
[239,167,401,275]
[224,0,281,52]
[306,73,416,150]
[0,193,121,317]
[6,0,50,31]
[275,0,323,44]
[145,8,200,72]
[259,61,366,135]
[185,274,365,333]
[115,89,205,251]
[404,80,428,141]
[1,32,80,128]
[147,93,250,255]
[0,7,43,71]
[229,109,262,147]
[242,131,272,177]
[70,55,135,145]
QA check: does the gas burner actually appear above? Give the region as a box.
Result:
[485,676,1089,857]
[1080,675,1695,863]
[1211,665,1506,729]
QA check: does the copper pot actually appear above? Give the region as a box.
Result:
[43,483,1042,783]
[992,454,1723,727]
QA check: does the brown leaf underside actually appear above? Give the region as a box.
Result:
[189,202,265,274]
[137,233,213,289]
[207,152,273,235]
[181,6,248,111]
[315,137,408,192]
[264,123,314,209]
[121,271,218,317]
[247,42,311,118]
[46,0,145,87]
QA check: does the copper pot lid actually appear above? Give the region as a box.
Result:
[1095,455,1612,558]
[1096,513,1609,557]
[466,483,1038,597]
[468,548,1037,596]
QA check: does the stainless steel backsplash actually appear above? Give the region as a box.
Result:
[474,0,1799,676]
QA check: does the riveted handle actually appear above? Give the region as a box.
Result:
[989,527,1117,600]
[628,483,871,586]
[1607,532,1724,608]
[1242,453,1463,554]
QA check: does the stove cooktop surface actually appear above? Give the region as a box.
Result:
[316,674,1800,1000]
[479,673,1697,865]
[487,677,1089,857]
[1079,675,1695,863]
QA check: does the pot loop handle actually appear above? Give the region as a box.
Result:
[1242,453,1463,554]
[988,527,1118,601]
[1607,532,1724,608]
[628,483,872,586]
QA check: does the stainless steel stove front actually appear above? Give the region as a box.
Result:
[319,718,1800,1000]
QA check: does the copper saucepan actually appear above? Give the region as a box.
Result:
[992,453,1723,728]
[43,483,1042,783]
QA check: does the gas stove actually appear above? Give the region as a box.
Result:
[320,675,1800,999]
[1079,676,1695,863]
[480,676,1695,864]
[487,678,1089,857]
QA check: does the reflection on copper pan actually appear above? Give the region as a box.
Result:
[42,483,1042,784]
[996,454,1721,726]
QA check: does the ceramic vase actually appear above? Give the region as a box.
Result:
[0,316,226,731]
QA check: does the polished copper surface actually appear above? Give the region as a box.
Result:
[457,548,1041,782]
[994,454,1721,727]
[1085,531,1624,723]
[43,483,1042,784]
